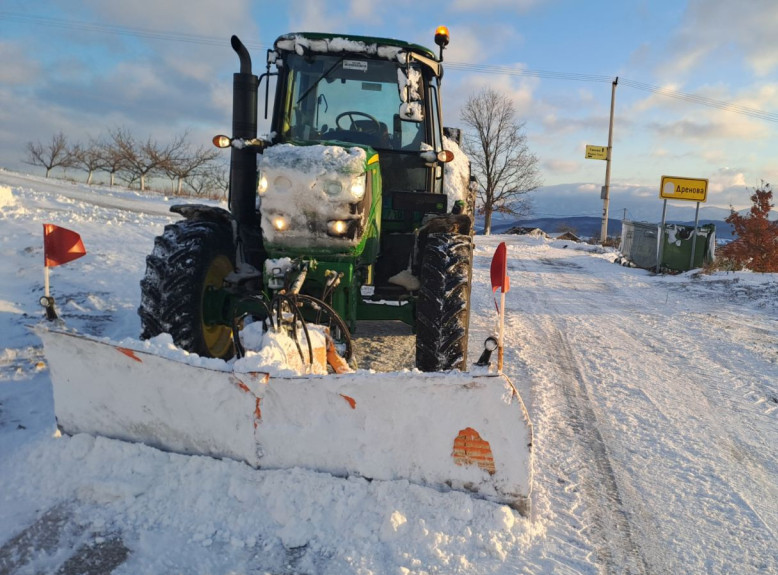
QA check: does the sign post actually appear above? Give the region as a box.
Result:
[585,78,618,245]
[656,176,708,272]
[42,224,87,320]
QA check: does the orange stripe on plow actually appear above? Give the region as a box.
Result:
[339,394,356,409]
[116,347,142,362]
[452,427,496,475]
[254,397,262,428]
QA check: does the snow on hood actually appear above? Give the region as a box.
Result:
[258,144,367,247]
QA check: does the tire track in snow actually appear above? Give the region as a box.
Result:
[504,251,650,574]
[523,246,777,573]
[537,318,649,575]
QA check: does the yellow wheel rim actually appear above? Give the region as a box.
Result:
[201,254,233,358]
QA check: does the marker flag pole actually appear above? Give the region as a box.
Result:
[42,224,87,319]
[489,242,510,371]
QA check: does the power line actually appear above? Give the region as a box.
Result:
[447,61,778,123]
[447,61,613,84]
[4,11,777,123]
[0,11,268,51]
[617,78,778,123]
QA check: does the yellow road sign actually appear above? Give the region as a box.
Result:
[659,175,708,202]
[585,145,608,160]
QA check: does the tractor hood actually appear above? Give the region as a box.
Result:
[258,143,376,253]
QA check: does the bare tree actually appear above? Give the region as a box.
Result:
[24,132,75,178]
[70,138,106,184]
[98,135,127,186]
[184,162,229,199]
[164,136,220,195]
[110,128,182,191]
[108,128,141,187]
[460,89,542,235]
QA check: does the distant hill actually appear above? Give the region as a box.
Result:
[484,216,734,240]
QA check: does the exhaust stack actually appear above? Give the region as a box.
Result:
[229,35,259,229]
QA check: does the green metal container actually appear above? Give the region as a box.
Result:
[661,223,715,271]
[620,221,716,272]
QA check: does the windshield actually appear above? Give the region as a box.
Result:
[276,53,428,151]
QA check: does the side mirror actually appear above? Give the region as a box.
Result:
[399,103,423,122]
[397,66,424,122]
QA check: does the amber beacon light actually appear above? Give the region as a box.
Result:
[434,26,449,60]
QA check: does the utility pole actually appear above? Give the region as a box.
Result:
[600,77,618,245]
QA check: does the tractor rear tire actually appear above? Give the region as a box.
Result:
[415,233,473,371]
[138,219,236,359]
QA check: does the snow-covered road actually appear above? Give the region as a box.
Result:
[469,237,778,574]
[1,171,777,574]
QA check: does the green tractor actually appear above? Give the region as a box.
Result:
[138,28,476,372]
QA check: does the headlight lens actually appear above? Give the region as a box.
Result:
[274,176,292,191]
[324,180,343,196]
[327,220,349,236]
[272,216,289,231]
[350,178,365,200]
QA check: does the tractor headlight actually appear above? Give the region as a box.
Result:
[327,220,349,237]
[324,180,343,196]
[273,175,292,191]
[257,174,268,195]
[272,216,289,232]
[349,178,365,200]
[327,220,348,236]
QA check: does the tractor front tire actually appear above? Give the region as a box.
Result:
[138,219,236,359]
[415,233,473,371]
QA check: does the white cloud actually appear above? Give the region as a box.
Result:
[0,42,41,85]
[82,0,257,39]
[442,25,492,64]
[543,159,579,175]
[286,0,342,33]
[649,117,768,142]
[627,80,775,145]
[662,0,778,78]
[708,168,748,195]
[348,0,373,22]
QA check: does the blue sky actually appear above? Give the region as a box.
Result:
[2,0,777,222]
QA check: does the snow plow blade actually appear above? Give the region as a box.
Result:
[39,328,533,512]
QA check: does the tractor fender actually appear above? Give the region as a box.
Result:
[417,213,473,250]
[414,213,473,272]
[171,204,234,226]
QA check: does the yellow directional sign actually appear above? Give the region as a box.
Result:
[585,145,608,160]
[659,175,708,202]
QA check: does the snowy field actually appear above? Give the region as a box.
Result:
[1,169,777,574]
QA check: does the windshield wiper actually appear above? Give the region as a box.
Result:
[296,57,345,105]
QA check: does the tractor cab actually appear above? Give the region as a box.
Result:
[270,32,448,199]
[256,31,457,299]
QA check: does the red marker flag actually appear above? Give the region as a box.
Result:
[43,224,86,267]
[490,242,510,293]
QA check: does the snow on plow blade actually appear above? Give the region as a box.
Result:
[39,328,533,512]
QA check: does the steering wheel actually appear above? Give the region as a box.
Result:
[336,111,380,133]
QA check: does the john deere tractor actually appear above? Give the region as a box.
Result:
[138,28,475,371]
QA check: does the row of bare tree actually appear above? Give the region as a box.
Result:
[24,129,227,197]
